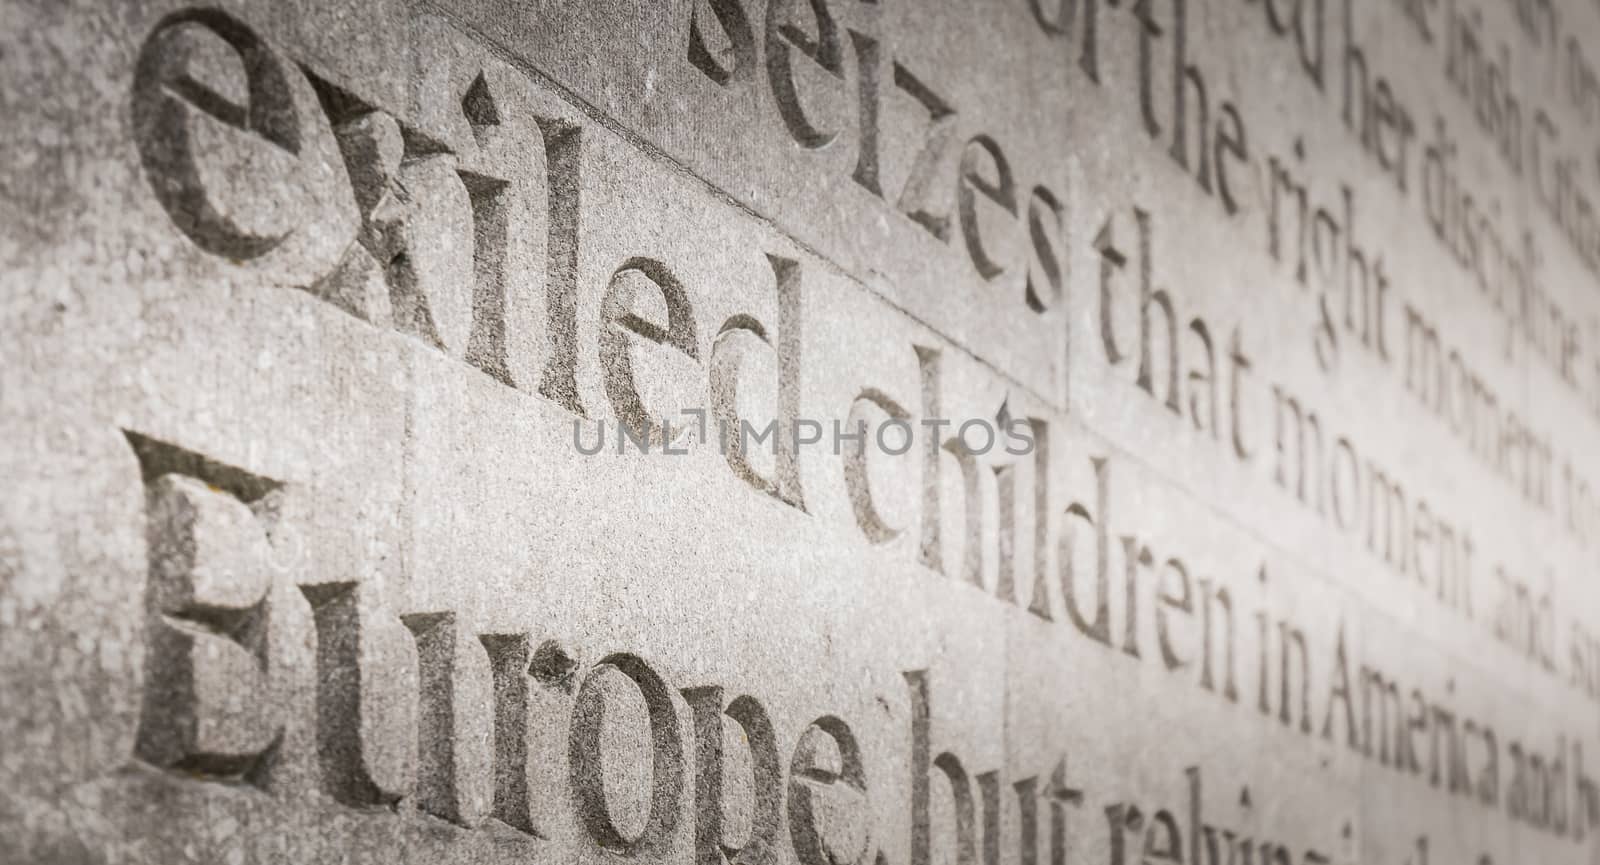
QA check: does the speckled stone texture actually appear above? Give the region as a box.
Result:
[4,0,1600,863]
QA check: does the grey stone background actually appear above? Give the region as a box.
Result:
[2,0,1599,862]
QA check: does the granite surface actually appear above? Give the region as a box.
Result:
[3,0,1600,862]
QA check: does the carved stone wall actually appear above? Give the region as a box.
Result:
[2,0,1599,862]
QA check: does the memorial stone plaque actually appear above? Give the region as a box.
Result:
[3,0,1600,862]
